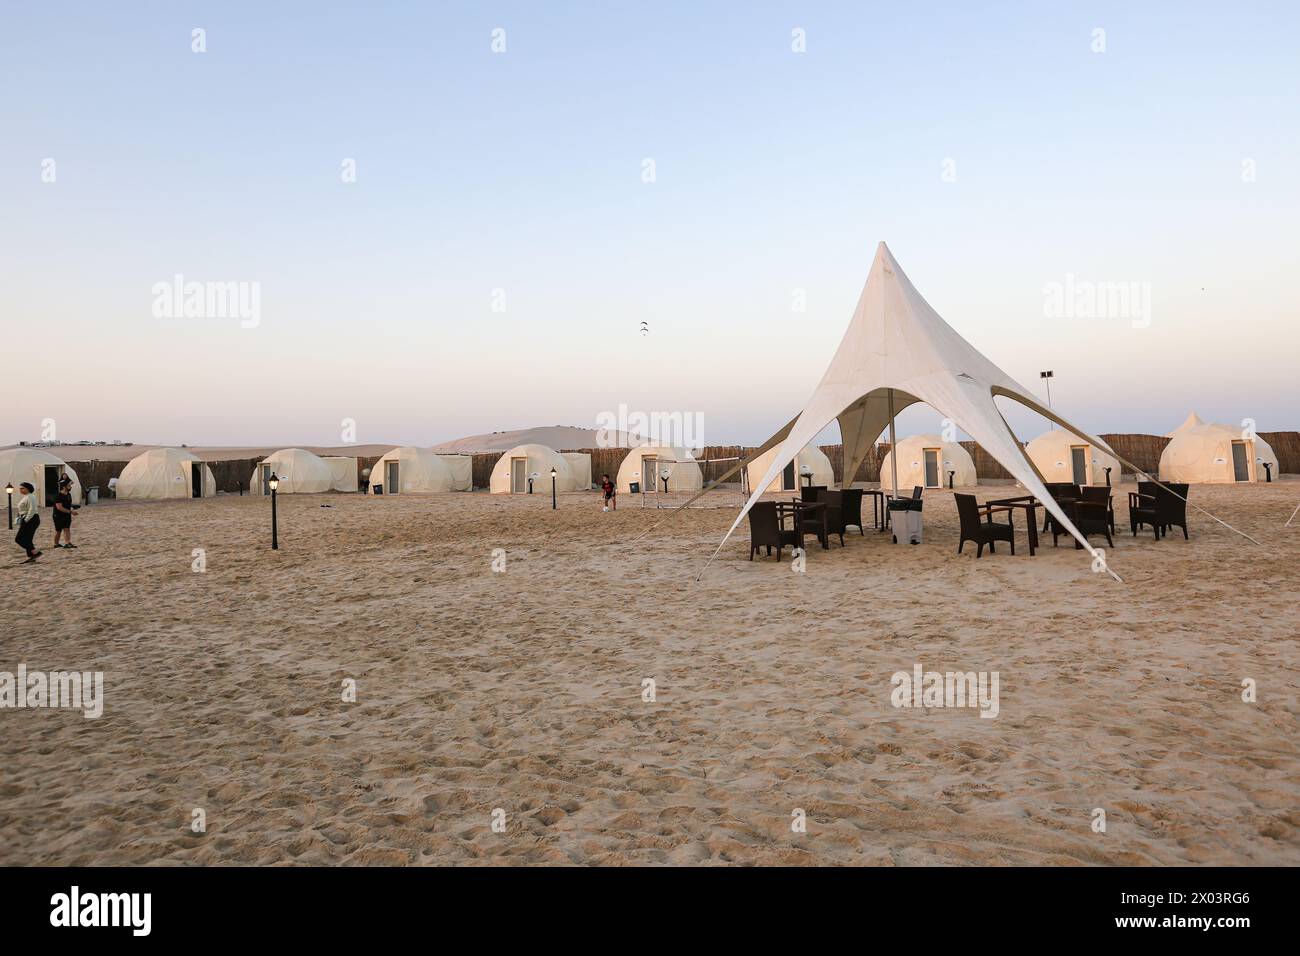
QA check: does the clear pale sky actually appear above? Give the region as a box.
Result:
[2,1,1296,448]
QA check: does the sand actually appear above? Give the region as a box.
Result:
[1,481,1297,866]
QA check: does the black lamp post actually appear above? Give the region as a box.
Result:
[550,468,557,509]
[1039,370,1054,429]
[1104,466,1112,487]
[5,482,12,530]
[1263,462,1273,483]
[269,472,280,550]
[947,470,955,489]
[660,468,670,494]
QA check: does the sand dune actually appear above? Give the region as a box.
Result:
[1,481,1296,865]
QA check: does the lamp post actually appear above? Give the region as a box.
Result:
[660,467,671,494]
[5,482,12,530]
[550,468,557,509]
[1039,370,1054,429]
[269,472,280,550]
[800,465,813,488]
[947,470,955,489]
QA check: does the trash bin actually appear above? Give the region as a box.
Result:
[86,487,99,504]
[372,484,383,495]
[888,499,923,544]
[629,481,640,494]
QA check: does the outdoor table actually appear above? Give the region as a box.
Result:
[862,489,890,532]
[986,495,1040,556]
[778,500,829,550]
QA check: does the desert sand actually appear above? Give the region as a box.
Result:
[1,481,1297,866]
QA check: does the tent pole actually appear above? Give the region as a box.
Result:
[888,388,899,500]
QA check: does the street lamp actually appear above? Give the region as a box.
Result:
[550,467,557,509]
[269,472,280,550]
[800,464,813,488]
[1039,370,1054,430]
[5,482,12,530]
[660,466,671,494]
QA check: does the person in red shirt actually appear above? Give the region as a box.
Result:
[601,474,616,511]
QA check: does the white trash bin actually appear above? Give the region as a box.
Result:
[891,508,923,545]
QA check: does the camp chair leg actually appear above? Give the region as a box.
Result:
[976,542,984,558]
[1010,537,1015,556]
[957,540,964,554]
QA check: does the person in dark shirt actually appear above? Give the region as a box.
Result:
[52,476,78,548]
[601,474,616,512]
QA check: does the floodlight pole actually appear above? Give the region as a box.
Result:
[1040,370,1054,429]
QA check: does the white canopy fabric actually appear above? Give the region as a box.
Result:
[714,242,1124,579]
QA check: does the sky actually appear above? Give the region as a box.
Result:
[2,1,1296,449]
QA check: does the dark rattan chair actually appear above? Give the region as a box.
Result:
[799,484,827,503]
[748,501,801,561]
[816,489,847,547]
[1080,485,1115,534]
[1129,482,1189,539]
[955,493,1015,557]
[840,488,865,535]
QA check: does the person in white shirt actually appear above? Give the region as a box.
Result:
[14,482,42,561]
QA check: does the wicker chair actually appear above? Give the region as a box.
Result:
[748,501,802,561]
[955,493,1015,557]
[840,488,866,535]
[1047,497,1114,549]
[1129,482,1189,539]
[1041,483,1080,531]
[815,489,847,547]
[1080,485,1115,534]
[800,485,827,504]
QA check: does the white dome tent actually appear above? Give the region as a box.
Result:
[1160,421,1279,484]
[489,444,586,494]
[879,434,976,489]
[0,447,82,507]
[616,446,703,494]
[117,448,216,500]
[1024,428,1121,487]
[251,449,336,495]
[745,443,834,494]
[1165,411,1205,438]
[368,447,459,494]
